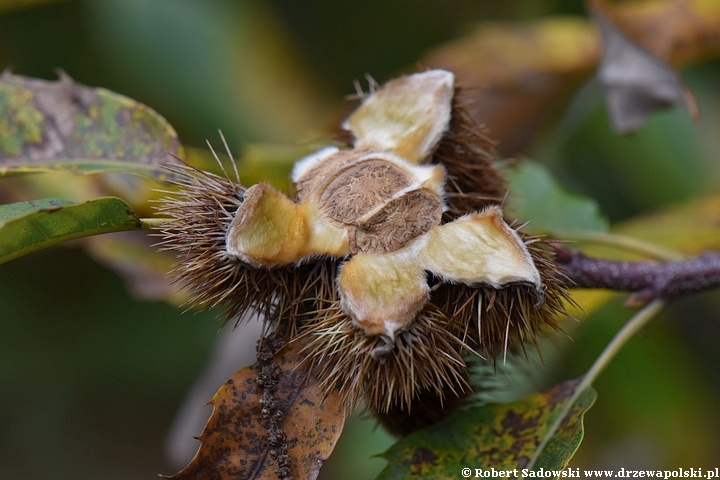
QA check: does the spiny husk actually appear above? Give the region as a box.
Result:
[433,91,507,222]
[156,163,287,325]
[428,86,572,360]
[350,86,573,424]
[156,163,343,334]
[155,78,573,423]
[293,233,571,414]
[436,241,571,361]
[296,300,472,413]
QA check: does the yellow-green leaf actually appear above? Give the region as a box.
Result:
[83,232,185,304]
[376,379,596,479]
[0,196,144,265]
[615,194,720,255]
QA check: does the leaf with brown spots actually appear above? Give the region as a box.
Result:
[0,70,183,180]
[164,339,346,480]
[376,379,596,479]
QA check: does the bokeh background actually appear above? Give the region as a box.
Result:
[1,1,720,479]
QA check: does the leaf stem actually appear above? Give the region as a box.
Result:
[562,231,685,262]
[140,217,174,229]
[526,298,666,469]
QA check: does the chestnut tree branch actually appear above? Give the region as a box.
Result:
[554,248,720,307]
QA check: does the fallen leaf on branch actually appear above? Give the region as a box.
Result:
[165,338,346,480]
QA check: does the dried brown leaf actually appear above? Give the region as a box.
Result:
[424,1,720,151]
[424,17,600,155]
[592,2,700,133]
[591,0,720,66]
[165,339,346,480]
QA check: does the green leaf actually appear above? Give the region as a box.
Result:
[506,160,608,235]
[376,379,596,480]
[0,70,183,181]
[0,196,145,265]
[0,198,74,223]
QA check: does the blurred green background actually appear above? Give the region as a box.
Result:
[1,1,720,479]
